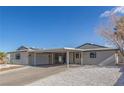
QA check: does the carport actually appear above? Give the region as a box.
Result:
[31,48,84,68]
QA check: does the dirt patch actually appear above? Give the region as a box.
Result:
[0,65,23,72]
[0,60,4,64]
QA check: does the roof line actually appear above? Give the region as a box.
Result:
[76,43,108,48]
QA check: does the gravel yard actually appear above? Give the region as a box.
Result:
[28,65,123,86]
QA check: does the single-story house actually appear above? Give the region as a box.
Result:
[7,43,124,66]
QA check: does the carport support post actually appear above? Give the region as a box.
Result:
[52,53,54,64]
[115,52,119,64]
[81,52,83,65]
[66,51,69,68]
[34,52,36,66]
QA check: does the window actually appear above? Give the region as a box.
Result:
[29,54,32,57]
[76,53,80,59]
[15,53,20,60]
[59,56,62,62]
[90,52,96,58]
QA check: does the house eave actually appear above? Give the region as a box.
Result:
[7,47,118,53]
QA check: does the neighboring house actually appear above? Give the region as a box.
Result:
[7,43,124,66]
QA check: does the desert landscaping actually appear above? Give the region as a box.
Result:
[28,65,124,86]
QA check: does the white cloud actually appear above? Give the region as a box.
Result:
[100,11,112,17]
[113,6,124,14]
[100,6,124,18]
[104,43,114,48]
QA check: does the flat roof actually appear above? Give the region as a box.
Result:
[33,47,117,53]
[8,47,118,53]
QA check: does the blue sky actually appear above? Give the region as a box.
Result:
[0,6,114,52]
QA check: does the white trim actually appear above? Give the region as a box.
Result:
[115,53,119,64]
[66,51,69,68]
[81,52,84,65]
[34,53,36,66]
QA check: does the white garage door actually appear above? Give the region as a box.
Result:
[36,53,49,65]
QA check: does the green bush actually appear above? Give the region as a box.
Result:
[0,52,6,60]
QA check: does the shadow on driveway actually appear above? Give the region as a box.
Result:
[114,66,124,86]
[34,64,81,68]
[34,64,65,68]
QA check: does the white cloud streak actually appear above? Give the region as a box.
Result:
[100,6,124,18]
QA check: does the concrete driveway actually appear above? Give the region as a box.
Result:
[0,65,66,86]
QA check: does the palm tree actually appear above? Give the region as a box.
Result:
[0,52,6,64]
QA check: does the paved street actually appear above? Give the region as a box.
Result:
[0,65,66,86]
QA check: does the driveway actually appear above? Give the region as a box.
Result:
[0,65,66,86]
[28,66,122,86]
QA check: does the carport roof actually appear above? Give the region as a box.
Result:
[29,47,117,53]
[8,47,118,53]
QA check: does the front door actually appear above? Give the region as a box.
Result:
[74,52,81,64]
[54,53,66,64]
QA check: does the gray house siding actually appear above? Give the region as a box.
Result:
[28,52,35,65]
[36,53,49,65]
[8,43,122,66]
[28,53,50,65]
[83,50,116,65]
[8,50,117,66]
[69,52,74,64]
[118,53,124,63]
[69,52,81,64]
[9,52,29,65]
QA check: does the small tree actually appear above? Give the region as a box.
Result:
[98,16,124,56]
[0,52,6,64]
